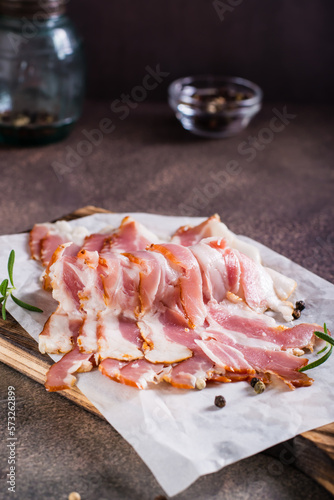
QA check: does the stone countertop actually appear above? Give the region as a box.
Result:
[0,101,333,500]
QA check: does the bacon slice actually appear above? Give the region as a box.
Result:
[98,313,144,361]
[99,358,170,389]
[236,251,295,320]
[102,216,159,254]
[29,223,52,260]
[172,214,262,263]
[45,345,96,391]
[39,308,82,354]
[123,251,163,317]
[191,238,241,302]
[138,313,193,364]
[30,220,90,266]
[197,329,313,389]
[80,226,114,253]
[149,243,206,328]
[196,340,255,375]
[165,353,213,389]
[208,301,319,352]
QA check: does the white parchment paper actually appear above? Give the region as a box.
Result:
[1,213,334,497]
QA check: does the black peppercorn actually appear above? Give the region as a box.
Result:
[250,377,259,388]
[295,300,306,311]
[292,309,301,320]
[214,395,226,408]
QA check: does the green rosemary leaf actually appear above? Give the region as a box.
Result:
[11,294,43,313]
[2,298,7,320]
[313,329,334,347]
[0,278,8,297]
[299,345,333,372]
[7,250,15,287]
[317,345,328,355]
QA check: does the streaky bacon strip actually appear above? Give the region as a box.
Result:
[101,216,159,254]
[39,308,82,354]
[123,251,162,317]
[171,214,221,247]
[45,345,97,391]
[98,313,144,361]
[29,223,51,260]
[149,243,206,328]
[44,317,97,391]
[41,234,67,267]
[197,330,313,389]
[99,358,170,389]
[208,301,320,351]
[171,214,262,264]
[139,310,218,388]
[81,232,112,253]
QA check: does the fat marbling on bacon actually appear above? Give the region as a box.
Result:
[29,214,327,393]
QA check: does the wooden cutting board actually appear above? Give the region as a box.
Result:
[0,205,333,494]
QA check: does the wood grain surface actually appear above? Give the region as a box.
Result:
[0,204,333,494]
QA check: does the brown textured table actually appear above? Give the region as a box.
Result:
[0,101,333,500]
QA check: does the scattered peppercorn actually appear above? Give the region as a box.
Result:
[292,309,301,320]
[68,493,81,500]
[254,380,266,394]
[250,377,260,388]
[195,378,206,390]
[214,395,226,408]
[295,300,306,311]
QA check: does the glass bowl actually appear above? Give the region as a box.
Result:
[168,75,263,138]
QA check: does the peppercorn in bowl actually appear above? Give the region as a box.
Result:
[168,75,263,138]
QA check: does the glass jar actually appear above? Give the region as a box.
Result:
[168,75,262,138]
[0,0,85,145]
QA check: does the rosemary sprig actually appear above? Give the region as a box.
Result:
[299,324,333,372]
[0,250,43,320]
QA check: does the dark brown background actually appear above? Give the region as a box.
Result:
[68,0,334,103]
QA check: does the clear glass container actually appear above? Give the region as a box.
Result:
[168,75,263,139]
[0,0,85,145]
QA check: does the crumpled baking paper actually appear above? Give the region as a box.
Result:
[1,213,334,497]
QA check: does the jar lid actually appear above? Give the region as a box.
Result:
[0,0,67,18]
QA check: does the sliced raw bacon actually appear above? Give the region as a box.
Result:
[191,238,241,302]
[98,313,144,361]
[41,233,67,267]
[30,220,89,266]
[138,309,217,388]
[39,308,82,354]
[208,301,319,352]
[138,313,193,364]
[171,214,222,247]
[45,345,96,391]
[101,216,159,254]
[165,352,213,389]
[172,214,262,263]
[197,329,313,389]
[30,214,328,393]
[237,251,295,320]
[99,358,170,389]
[123,251,163,317]
[196,339,255,375]
[149,243,206,328]
[80,226,114,253]
[29,223,52,260]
